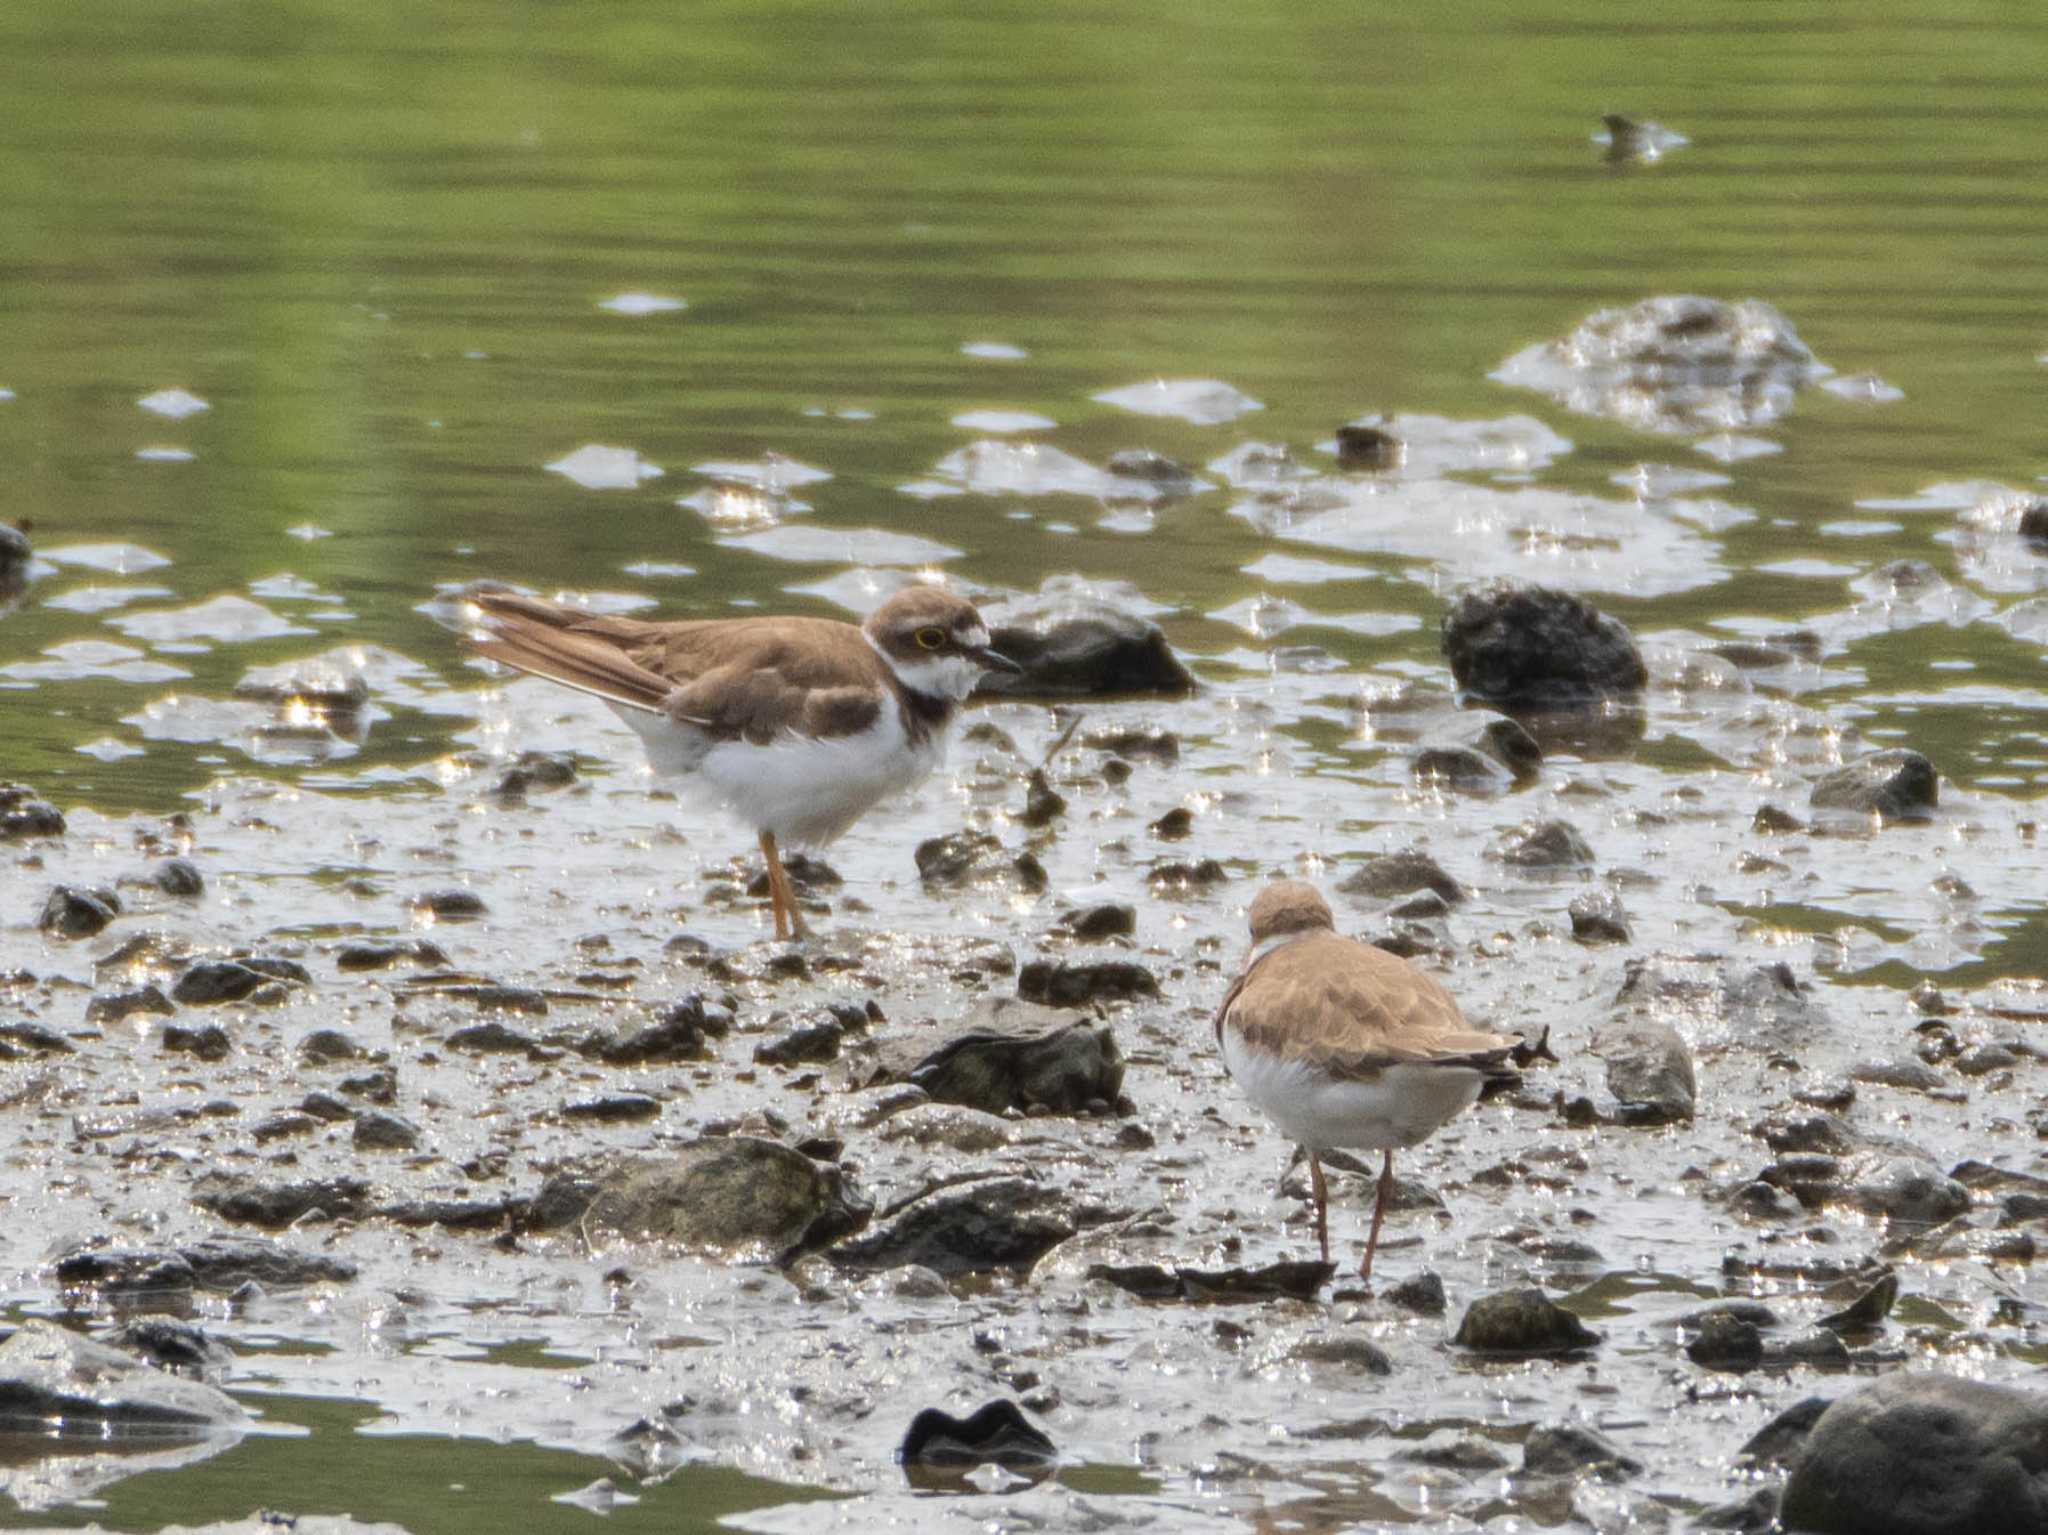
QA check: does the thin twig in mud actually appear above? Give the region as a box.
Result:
[1041,710,1084,771]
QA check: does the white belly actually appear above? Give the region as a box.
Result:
[611,703,945,847]
[1222,1033,1486,1152]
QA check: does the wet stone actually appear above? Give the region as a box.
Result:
[0,1021,74,1055]
[1148,858,1230,896]
[1080,726,1179,764]
[754,1018,844,1067]
[299,1028,364,1063]
[1613,955,1830,1050]
[113,1318,234,1378]
[447,1020,540,1054]
[1016,959,1158,1007]
[869,999,1124,1116]
[975,603,1196,700]
[1738,1395,1832,1467]
[52,1246,196,1299]
[1851,1058,1946,1094]
[1753,803,1807,834]
[1490,818,1596,869]
[338,1065,398,1103]
[582,994,733,1064]
[0,1319,247,1436]
[833,1175,1079,1275]
[1569,889,1631,944]
[300,1091,353,1122]
[493,750,578,800]
[1440,582,1647,710]
[38,884,120,939]
[353,1110,422,1151]
[0,785,66,841]
[899,1400,1056,1468]
[1845,1154,1969,1225]
[1334,422,1403,469]
[563,1092,662,1123]
[409,887,487,920]
[1756,1109,1857,1156]
[1452,1287,1600,1354]
[1384,1269,1448,1316]
[1019,769,1067,827]
[1781,1372,2048,1535]
[1520,1422,1642,1481]
[1149,805,1194,839]
[162,1021,231,1060]
[191,1173,375,1227]
[1816,1269,1899,1333]
[172,960,277,1006]
[152,858,205,897]
[1088,1259,1332,1305]
[336,940,449,972]
[1289,1334,1393,1375]
[90,986,174,1024]
[251,1111,320,1143]
[914,831,1044,893]
[2021,498,2048,545]
[1337,849,1466,905]
[1414,713,1543,792]
[1809,749,1940,821]
[1055,902,1136,941]
[1687,1311,1764,1370]
[1589,1016,1695,1123]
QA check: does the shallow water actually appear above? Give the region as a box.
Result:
[4,2,2048,1532]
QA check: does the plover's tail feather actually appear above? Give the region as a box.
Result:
[463,591,671,715]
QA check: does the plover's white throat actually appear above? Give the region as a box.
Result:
[1214,878,1518,1279]
[464,583,1017,939]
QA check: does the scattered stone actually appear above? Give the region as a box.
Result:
[975,603,1196,700]
[868,999,1124,1116]
[1016,959,1157,1007]
[153,858,205,897]
[1149,805,1194,839]
[1687,1311,1764,1370]
[338,1065,398,1103]
[1613,955,1830,1050]
[582,994,733,1064]
[353,1110,422,1151]
[1816,1269,1899,1333]
[1569,889,1631,944]
[53,1235,355,1295]
[1490,818,1596,869]
[493,750,578,799]
[527,1138,866,1261]
[1781,1373,2048,1535]
[1148,858,1230,896]
[1079,726,1180,765]
[299,1029,364,1063]
[112,1318,234,1377]
[300,1091,353,1122]
[1055,903,1136,941]
[1087,1259,1333,1304]
[162,1022,231,1060]
[0,1021,74,1055]
[409,888,487,920]
[447,1020,540,1054]
[0,1319,247,1436]
[1850,1058,1946,1094]
[251,1111,320,1142]
[1334,422,1403,470]
[1844,1155,1969,1225]
[1338,850,1466,906]
[191,1173,375,1227]
[914,831,1044,892]
[38,884,120,939]
[755,1017,844,1067]
[172,960,278,1006]
[1452,1287,1600,1354]
[85,985,177,1024]
[833,1176,1078,1275]
[1412,713,1543,793]
[0,784,66,841]
[336,940,449,972]
[1589,1016,1695,1123]
[1441,583,1647,711]
[1753,803,1807,834]
[562,1093,662,1123]
[1810,749,1939,821]
[1737,1395,1832,1467]
[1521,1422,1642,1480]
[1384,1269,1448,1316]
[1289,1334,1393,1375]
[899,1400,1056,1467]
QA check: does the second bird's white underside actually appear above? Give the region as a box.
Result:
[612,700,945,847]
[1222,1032,1487,1152]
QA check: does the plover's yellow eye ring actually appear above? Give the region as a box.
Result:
[915,627,946,651]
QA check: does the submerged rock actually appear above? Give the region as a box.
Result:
[899,1399,1056,1467]
[1521,1422,1642,1480]
[1569,889,1632,944]
[1589,1015,1695,1123]
[1809,749,1939,821]
[867,999,1124,1116]
[1441,583,1648,711]
[0,1320,247,1437]
[1412,713,1543,793]
[1781,1373,2048,1535]
[1489,818,1596,869]
[1337,849,1467,905]
[1086,1259,1332,1304]
[833,1175,1078,1274]
[1452,1287,1600,1354]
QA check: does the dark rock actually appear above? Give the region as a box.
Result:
[1569,889,1631,944]
[1087,1260,1332,1304]
[1384,1269,1447,1316]
[1756,1110,1857,1156]
[2020,498,2048,545]
[336,940,449,972]
[1055,903,1136,941]
[379,1197,521,1230]
[52,1246,197,1299]
[1816,1269,1899,1333]
[1490,818,1596,869]
[178,1235,357,1288]
[0,785,66,841]
[1810,749,1939,821]
[1081,726,1180,765]
[1520,1422,1641,1480]
[191,1173,375,1228]
[0,521,27,584]
[447,1021,539,1054]
[299,1029,364,1063]
[755,1018,844,1067]
[1687,1311,1764,1370]
[338,1065,398,1103]
[1412,713,1543,792]
[1614,955,1830,1050]
[1019,769,1067,827]
[152,859,205,898]
[833,1176,1078,1275]
[1337,850,1466,905]
[1289,1335,1393,1375]
[975,604,1196,701]
[1851,1058,1946,1094]
[162,1022,231,1061]
[1738,1394,1832,1466]
[1148,858,1230,896]
[1781,1373,2048,1535]
[0,1021,74,1055]
[112,1319,233,1377]
[527,1138,866,1261]
[87,985,176,1024]
[1695,1489,1781,1533]
[583,994,732,1065]
[1016,960,1157,1007]
[1334,422,1403,470]
[1441,583,1647,711]
[353,1110,422,1151]
[300,1091,352,1122]
[562,1093,662,1123]
[408,888,487,920]
[1106,447,1196,488]
[1452,1287,1600,1354]
[870,999,1124,1115]
[1589,1016,1695,1123]
[915,831,1043,892]
[899,1400,1055,1467]
[1754,803,1807,834]
[1491,294,1830,436]
[172,961,276,1007]
[1845,1155,1969,1225]
[38,884,120,939]
[0,1320,246,1436]
[493,750,578,799]
[427,983,547,1015]
[251,1111,320,1142]
[1401,1434,1509,1472]
[1149,805,1194,839]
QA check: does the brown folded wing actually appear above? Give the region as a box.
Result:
[1217,931,1514,1078]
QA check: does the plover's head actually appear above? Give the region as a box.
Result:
[1244,879,1336,945]
[864,586,1018,701]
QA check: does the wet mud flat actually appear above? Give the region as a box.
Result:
[5,298,2048,1533]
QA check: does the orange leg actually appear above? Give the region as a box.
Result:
[759,831,808,941]
[1360,1149,1394,1280]
[1307,1151,1331,1264]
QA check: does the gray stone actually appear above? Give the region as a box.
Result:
[0,784,65,841]
[0,1320,246,1436]
[868,999,1124,1116]
[1782,1373,2048,1535]
[1337,849,1467,905]
[1810,749,1939,821]
[172,961,275,1007]
[1489,818,1595,869]
[153,858,205,897]
[191,1173,375,1227]
[408,887,487,920]
[833,1176,1078,1275]
[1589,1016,1695,1123]
[1452,1287,1600,1354]
[973,602,1196,700]
[1844,1154,1969,1225]
[1521,1422,1641,1480]
[352,1110,422,1151]
[1613,955,1831,1050]
[39,884,119,939]
[85,985,176,1024]
[1569,889,1631,944]
[1016,959,1157,1007]
[1441,582,1647,710]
